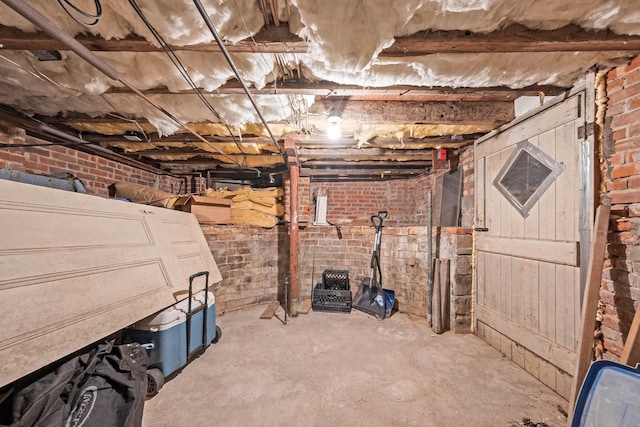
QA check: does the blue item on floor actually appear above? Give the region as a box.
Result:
[571,360,640,426]
[121,289,216,378]
[384,289,395,318]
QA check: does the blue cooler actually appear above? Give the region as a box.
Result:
[121,290,217,378]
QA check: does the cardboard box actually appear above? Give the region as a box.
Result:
[174,196,231,223]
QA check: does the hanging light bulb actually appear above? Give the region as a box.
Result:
[327,114,341,140]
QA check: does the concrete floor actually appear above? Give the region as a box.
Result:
[143,305,567,427]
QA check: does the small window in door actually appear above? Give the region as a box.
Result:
[493,140,565,218]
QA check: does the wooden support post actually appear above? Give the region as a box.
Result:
[621,307,640,366]
[567,204,610,423]
[441,259,451,332]
[432,259,442,334]
[285,137,300,309]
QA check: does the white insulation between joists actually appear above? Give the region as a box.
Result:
[0,0,639,136]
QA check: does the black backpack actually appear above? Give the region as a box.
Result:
[3,341,147,427]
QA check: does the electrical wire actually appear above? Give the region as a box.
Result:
[192,0,283,155]
[57,0,102,27]
[231,0,295,126]
[3,0,263,174]
[128,0,246,155]
[99,94,152,143]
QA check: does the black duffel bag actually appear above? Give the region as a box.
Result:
[4,341,147,427]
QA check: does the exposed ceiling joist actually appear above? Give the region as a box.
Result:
[1,1,633,182]
[105,80,567,100]
[308,99,514,126]
[3,23,640,54]
[42,100,514,128]
[384,24,640,55]
[0,24,308,54]
[295,137,478,150]
[297,147,435,161]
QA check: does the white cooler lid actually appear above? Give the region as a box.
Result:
[129,290,214,331]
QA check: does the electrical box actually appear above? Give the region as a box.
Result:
[315,195,329,225]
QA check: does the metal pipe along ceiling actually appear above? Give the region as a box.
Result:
[0,0,264,173]
[191,0,283,156]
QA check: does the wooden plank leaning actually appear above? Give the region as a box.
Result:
[567,204,610,424]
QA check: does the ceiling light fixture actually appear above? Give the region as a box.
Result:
[326,101,343,140]
[327,114,341,140]
[123,131,142,141]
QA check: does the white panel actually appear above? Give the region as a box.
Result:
[0,180,221,387]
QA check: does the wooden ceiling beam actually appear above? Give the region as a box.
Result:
[296,134,481,148]
[2,23,638,55]
[105,79,566,99]
[297,147,434,161]
[308,99,514,126]
[40,99,514,127]
[0,25,307,54]
[384,24,640,55]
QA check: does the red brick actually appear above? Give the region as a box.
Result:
[609,82,640,106]
[606,179,627,191]
[616,138,640,153]
[606,102,626,117]
[612,128,627,141]
[614,219,635,231]
[630,97,640,111]
[607,67,622,80]
[603,338,624,357]
[609,189,640,204]
[629,175,640,189]
[609,152,626,167]
[627,149,640,163]
[607,76,624,93]
[611,108,640,129]
[611,162,640,179]
[626,66,640,87]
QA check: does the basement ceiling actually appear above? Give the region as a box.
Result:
[0,0,639,182]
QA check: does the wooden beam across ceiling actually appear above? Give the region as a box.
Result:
[308,99,514,126]
[40,100,514,127]
[0,25,308,54]
[105,80,567,100]
[3,23,640,54]
[297,147,435,162]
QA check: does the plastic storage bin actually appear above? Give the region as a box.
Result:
[572,360,640,426]
[312,269,352,313]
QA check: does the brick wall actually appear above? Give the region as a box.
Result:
[203,222,432,318]
[201,225,289,314]
[438,229,473,333]
[299,225,430,317]
[460,148,475,228]
[308,179,419,226]
[0,130,180,196]
[601,56,640,359]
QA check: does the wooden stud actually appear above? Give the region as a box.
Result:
[287,137,300,308]
[567,204,610,421]
[620,306,640,366]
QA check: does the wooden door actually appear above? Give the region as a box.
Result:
[474,88,593,390]
[0,179,221,387]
